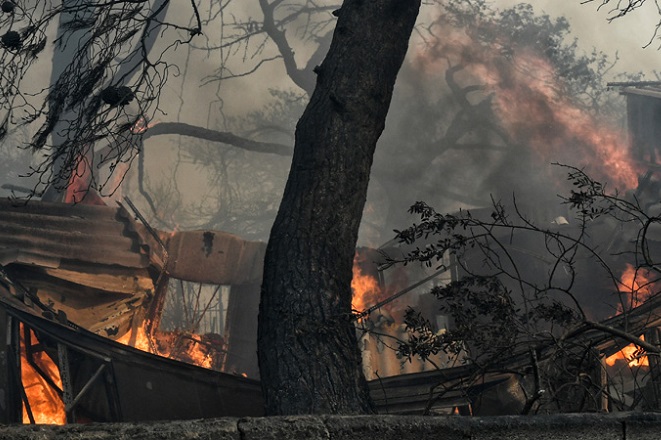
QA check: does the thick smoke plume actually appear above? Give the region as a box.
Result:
[369,3,640,246]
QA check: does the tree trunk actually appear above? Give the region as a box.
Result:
[258,0,420,415]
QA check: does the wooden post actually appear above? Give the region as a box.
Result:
[0,309,17,423]
[645,328,661,410]
[223,283,260,378]
[600,354,609,412]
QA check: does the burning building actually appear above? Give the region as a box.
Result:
[2,76,661,422]
[365,80,661,415]
[0,191,458,423]
[0,198,265,423]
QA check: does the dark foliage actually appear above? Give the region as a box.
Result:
[391,165,661,412]
[0,1,202,200]
[1,2,14,14]
[1,30,19,49]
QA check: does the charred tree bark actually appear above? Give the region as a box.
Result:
[257,0,420,415]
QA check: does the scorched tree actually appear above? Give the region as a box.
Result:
[0,0,421,415]
[258,0,420,414]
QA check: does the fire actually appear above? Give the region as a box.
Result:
[116,326,215,370]
[351,253,381,313]
[413,13,641,192]
[116,325,152,352]
[18,325,219,425]
[605,265,657,368]
[489,51,639,191]
[605,334,649,368]
[182,335,214,369]
[20,327,66,425]
[152,332,215,370]
[617,263,654,310]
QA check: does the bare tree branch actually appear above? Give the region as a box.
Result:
[142,122,292,156]
[259,0,315,95]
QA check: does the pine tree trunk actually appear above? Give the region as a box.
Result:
[258,0,420,415]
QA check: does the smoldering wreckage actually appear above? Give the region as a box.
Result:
[0,83,661,424]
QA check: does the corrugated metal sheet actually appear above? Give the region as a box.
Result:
[0,198,266,286]
[0,199,151,270]
[0,199,160,337]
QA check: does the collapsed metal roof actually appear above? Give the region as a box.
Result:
[0,199,154,270]
[0,198,267,338]
[0,275,264,423]
[0,199,162,337]
[0,198,266,423]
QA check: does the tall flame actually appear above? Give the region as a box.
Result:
[351,253,381,313]
[605,265,656,368]
[20,327,65,425]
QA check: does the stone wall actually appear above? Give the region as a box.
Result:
[1,413,660,439]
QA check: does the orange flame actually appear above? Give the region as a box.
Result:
[414,19,641,192]
[351,253,381,313]
[605,334,649,368]
[20,327,66,425]
[605,265,657,368]
[617,263,654,310]
[116,325,152,352]
[490,51,639,190]
[116,326,216,370]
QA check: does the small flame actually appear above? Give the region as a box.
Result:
[182,334,214,370]
[116,326,216,370]
[605,334,649,368]
[116,325,152,352]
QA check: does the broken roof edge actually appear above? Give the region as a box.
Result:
[605,80,661,99]
[117,197,267,286]
[162,230,266,286]
[620,86,661,100]
[0,249,61,269]
[0,197,267,287]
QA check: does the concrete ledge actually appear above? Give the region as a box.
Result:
[3,413,661,439]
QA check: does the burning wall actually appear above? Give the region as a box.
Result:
[352,248,461,381]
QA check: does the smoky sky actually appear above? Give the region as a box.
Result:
[1,1,659,249]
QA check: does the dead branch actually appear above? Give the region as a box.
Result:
[141,122,292,156]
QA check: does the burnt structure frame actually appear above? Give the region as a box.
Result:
[8,313,123,423]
